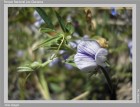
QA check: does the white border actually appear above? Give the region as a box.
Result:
[4,4,136,103]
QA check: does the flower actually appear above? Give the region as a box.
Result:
[17,50,24,58]
[111,7,117,16]
[74,40,108,72]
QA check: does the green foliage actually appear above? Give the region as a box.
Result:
[55,11,67,32]
[8,7,132,100]
[33,34,63,51]
[35,7,54,29]
[17,66,34,72]
[39,28,56,33]
[65,22,75,35]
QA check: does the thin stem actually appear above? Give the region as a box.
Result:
[100,66,113,94]
[72,91,90,100]
[41,59,52,67]
[23,72,32,87]
[51,34,65,60]
[19,78,25,100]
[33,74,51,100]
[39,71,51,99]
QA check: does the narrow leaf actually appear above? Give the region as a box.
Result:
[33,35,63,50]
[55,11,66,32]
[39,28,55,33]
[66,23,74,34]
[35,7,54,29]
[17,67,34,72]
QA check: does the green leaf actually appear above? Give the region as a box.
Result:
[39,28,56,33]
[35,7,54,29]
[55,11,66,32]
[50,83,63,93]
[17,67,34,72]
[65,23,74,34]
[33,34,63,50]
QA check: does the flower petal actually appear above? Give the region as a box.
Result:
[77,40,100,58]
[95,48,108,67]
[74,53,97,72]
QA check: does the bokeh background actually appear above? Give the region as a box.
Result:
[8,7,132,100]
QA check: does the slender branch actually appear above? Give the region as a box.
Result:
[39,71,51,99]
[33,74,51,100]
[100,66,113,93]
[72,91,90,100]
[51,33,65,59]
[23,72,32,87]
[41,59,52,67]
[100,66,116,100]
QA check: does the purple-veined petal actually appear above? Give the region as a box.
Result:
[77,40,100,58]
[95,48,108,67]
[74,53,97,72]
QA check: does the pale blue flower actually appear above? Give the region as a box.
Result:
[74,40,108,72]
[111,7,117,16]
[17,50,24,57]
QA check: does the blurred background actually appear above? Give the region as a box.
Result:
[8,7,132,100]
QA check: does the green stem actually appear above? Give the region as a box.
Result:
[72,91,90,100]
[19,78,25,100]
[33,74,51,100]
[51,33,65,60]
[39,71,51,100]
[41,59,53,67]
